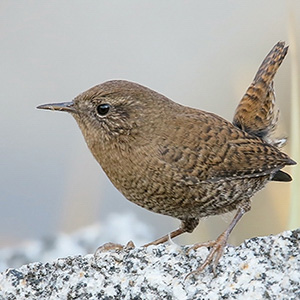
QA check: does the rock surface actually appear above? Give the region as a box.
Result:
[0,213,153,272]
[0,229,299,299]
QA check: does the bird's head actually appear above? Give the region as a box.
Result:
[37,80,175,151]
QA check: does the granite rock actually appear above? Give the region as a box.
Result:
[0,212,153,271]
[0,229,299,299]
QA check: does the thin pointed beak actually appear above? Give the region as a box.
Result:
[36,101,77,113]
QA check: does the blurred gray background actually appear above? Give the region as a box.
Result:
[1,1,299,249]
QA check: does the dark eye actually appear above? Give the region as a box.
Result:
[96,103,111,116]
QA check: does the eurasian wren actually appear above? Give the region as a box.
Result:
[37,41,296,274]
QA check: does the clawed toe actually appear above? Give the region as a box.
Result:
[185,207,246,279]
[185,232,228,279]
[95,240,135,255]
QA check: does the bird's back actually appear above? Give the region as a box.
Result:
[101,102,294,220]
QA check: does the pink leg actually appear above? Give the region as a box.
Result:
[186,206,247,278]
[143,218,199,247]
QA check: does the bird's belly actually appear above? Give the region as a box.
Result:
[121,176,269,220]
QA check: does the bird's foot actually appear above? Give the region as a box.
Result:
[185,231,229,279]
[94,241,135,264]
[95,240,135,255]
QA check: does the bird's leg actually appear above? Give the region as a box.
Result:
[143,227,185,247]
[143,218,199,247]
[186,206,249,277]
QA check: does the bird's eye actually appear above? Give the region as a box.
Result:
[96,103,111,116]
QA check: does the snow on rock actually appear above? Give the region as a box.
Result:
[0,229,299,299]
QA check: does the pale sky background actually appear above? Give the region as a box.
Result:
[0,1,299,248]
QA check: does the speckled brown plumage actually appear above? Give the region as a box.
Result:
[37,41,296,274]
[233,42,288,142]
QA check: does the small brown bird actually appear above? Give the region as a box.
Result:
[37,42,295,275]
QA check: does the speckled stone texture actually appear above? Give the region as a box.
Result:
[0,229,299,300]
